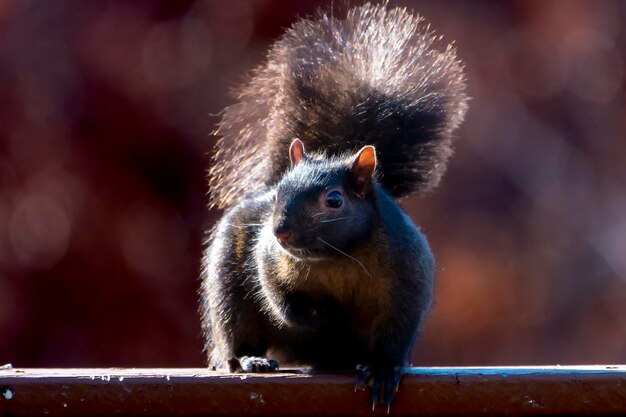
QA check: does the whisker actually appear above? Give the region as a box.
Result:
[317,237,372,278]
[319,216,353,223]
[230,223,265,228]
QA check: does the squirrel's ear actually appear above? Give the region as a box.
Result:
[350,145,376,198]
[289,138,306,167]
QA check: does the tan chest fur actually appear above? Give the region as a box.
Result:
[275,233,393,337]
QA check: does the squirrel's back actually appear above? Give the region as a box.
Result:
[209,3,468,209]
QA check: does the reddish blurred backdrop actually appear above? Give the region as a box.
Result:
[0,0,625,367]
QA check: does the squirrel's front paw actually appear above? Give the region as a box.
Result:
[355,363,404,411]
[228,356,279,373]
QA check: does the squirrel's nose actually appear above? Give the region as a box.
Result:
[274,225,292,244]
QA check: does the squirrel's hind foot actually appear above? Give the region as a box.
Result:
[228,356,279,373]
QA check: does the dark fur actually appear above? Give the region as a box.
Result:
[201,159,434,370]
[201,3,467,408]
[208,4,468,209]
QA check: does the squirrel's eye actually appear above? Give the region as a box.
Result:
[325,191,343,208]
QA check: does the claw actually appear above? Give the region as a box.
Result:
[383,369,394,407]
[371,371,382,406]
[395,366,403,391]
[356,364,405,411]
[268,359,279,371]
[355,364,372,391]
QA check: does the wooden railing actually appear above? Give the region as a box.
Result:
[1,366,625,416]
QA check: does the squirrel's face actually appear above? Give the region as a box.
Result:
[271,139,377,260]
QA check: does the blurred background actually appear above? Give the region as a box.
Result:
[0,0,625,367]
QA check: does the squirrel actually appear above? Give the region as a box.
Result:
[200,3,468,409]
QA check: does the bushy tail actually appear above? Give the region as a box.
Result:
[209,3,468,209]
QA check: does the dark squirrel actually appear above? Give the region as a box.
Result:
[201,3,468,409]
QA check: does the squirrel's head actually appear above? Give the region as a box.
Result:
[271,139,378,260]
